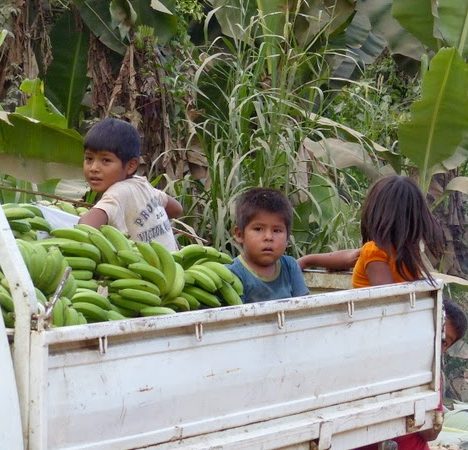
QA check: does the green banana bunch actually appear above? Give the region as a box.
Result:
[149,241,176,294]
[183,285,222,308]
[64,305,85,326]
[0,285,14,312]
[2,202,54,240]
[71,290,113,310]
[2,310,15,328]
[109,278,161,296]
[73,302,109,322]
[176,258,243,309]
[64,256,97,271]
[127,262,167,293]
[173,244,233,269]
[4,206,246,320]
[140,306,176,316]
[35,246,67,294]
[108,293,154,314]
[163,263,185,300]
[88,232,121,266]
[100,225,133,252]
[51,297,68,327]
[50,227,91,244]
[162,296,190,312]
[118,288,161,307]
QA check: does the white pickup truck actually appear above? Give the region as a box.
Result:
[0,208,443,450]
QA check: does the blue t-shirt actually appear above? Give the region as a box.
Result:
[227,255,309,303]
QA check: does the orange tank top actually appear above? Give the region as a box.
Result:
[352,241,412,288]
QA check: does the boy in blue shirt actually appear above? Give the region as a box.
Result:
[227,187,309,303]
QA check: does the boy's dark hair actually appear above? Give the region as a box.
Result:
[444,298,467,342]
[235,187,293,235]
[84,118,141,164]
[361,175,444,283]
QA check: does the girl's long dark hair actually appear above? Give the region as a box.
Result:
[361,175,444,283]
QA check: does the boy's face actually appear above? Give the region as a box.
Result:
[234,210,288,271]
[83,150,138,193]
[442,318,458,352]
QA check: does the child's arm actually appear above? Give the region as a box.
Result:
[365,261,395,285]
[298,249,360,271]
[78,207,108,228]
[165,196,183,219]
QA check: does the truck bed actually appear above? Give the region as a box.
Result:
[28,281,441,450]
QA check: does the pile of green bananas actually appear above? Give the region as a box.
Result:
[1,201,89,241]
[36,199,89,217]
[0,209,244,328]
[1,203,53,240]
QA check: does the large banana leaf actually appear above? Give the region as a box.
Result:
[356,0,425,59]
[210,0,355,46]
[392,0,438,50]
[110,0,138,39]
[74,0,177,54]
[303,137,384,180]
[44,10,90,128]
[209,0,256,41]
[399,48,468,192]
[74,0,127,54]
[436,0,468,58]
[0,112,83,183]
[293,0,355,46]
[332,10,387,80]
[15,79,67,129]
[257,0,285,85]
[446,176,468,195]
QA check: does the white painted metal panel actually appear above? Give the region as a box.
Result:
[0,313,23,449]
[0,206,37,449]
[35,286,439,450]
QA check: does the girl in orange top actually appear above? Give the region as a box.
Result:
[352,176,445,450]
[352,175,443,288]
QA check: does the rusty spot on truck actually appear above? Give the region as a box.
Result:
[138,386,154,392]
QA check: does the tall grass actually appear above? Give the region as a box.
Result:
[168,3,362,255]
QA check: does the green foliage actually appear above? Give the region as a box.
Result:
[437,0,468,58]
[0,175,60,204]
[171,6,366,254]
[326,54,420,151]
[175,0,204,23]
[399,48,468,192]
[74,0,127,54]
[44,10,90,127]
[0,80,83,183]
[16,79,67,129]
[392,0,438,49]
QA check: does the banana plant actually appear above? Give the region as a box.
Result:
[399,48,468,192]
[44,10,90,128]
[209,0,356,87]
[393,0,468,192]
[0,79,83,183]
